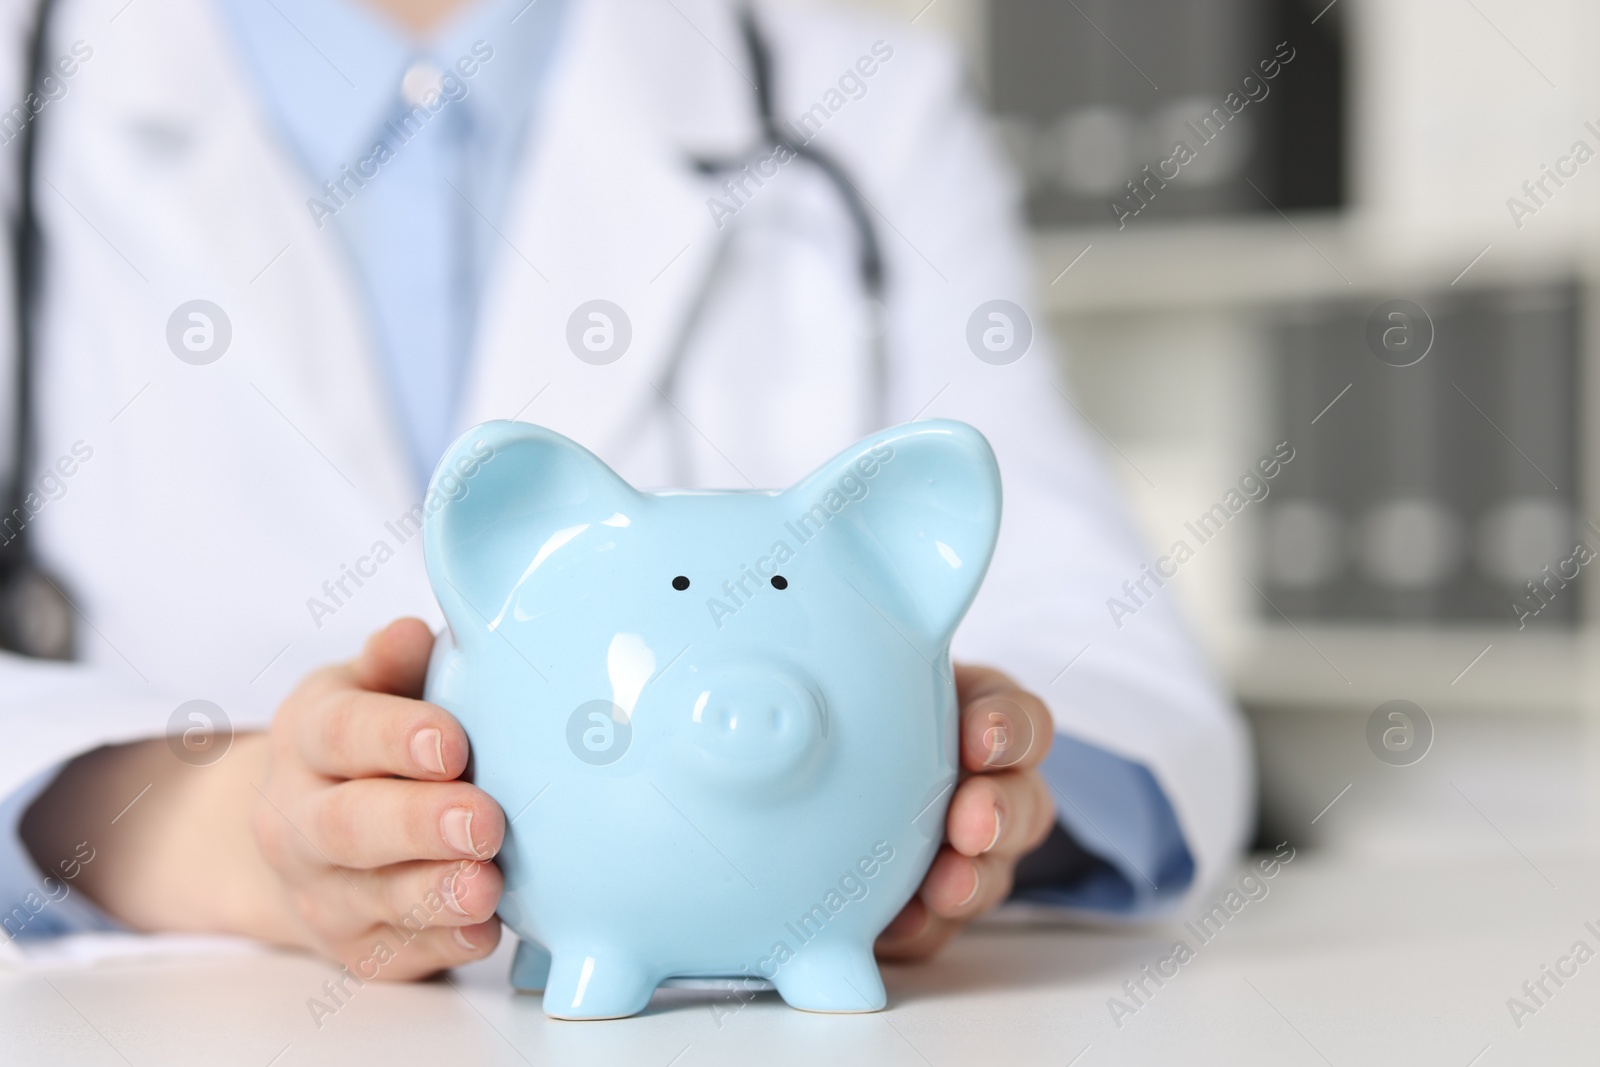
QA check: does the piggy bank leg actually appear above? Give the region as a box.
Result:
[509,939,552,992]
[772,941,885,1013]
[541,951,658,1020]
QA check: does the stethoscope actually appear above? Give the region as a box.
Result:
[0,1,889,659]
[0,0,75,660]
[643,4,889,485]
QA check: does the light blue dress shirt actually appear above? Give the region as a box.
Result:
[1021,737,1195,912]
[0,0,1196,947]
[216,0,570,487]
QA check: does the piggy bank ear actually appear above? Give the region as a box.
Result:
[784,420,1001,644]
[422,421,637,631]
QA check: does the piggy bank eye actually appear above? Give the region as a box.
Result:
[672,575,690,591]
[770,575,788,590]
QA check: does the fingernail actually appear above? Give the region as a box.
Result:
[979,698,1031,768]
[956,864,981,908]
[444,862,475,916]
[442,808,480,857]
[453,926,479,952]
[981,710,1008,765]
[411,728,446,776]
[982,808,1003,854]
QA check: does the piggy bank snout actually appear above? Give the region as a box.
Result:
[681,665,825,786]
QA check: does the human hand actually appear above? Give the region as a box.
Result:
[874,664,1056,961]
[252,617,505,979]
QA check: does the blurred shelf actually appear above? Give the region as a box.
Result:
[1032,216,1589,316]
[1231,624,1590,715]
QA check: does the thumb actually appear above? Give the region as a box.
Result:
[353,617,436,698]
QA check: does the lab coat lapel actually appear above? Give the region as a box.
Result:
[462,0,752,479]
[85,0,418,515]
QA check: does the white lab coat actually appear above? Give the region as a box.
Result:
[0,0,1251,917]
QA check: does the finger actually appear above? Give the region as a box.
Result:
[305,860,504,937]
[953,662,1017,706]
[945,771,1055,860]
[367,859,503,928]
[354,618,436,699]
[955,667,1054,773]
[295,687,469,781]
[296,778,504,869]
[328,918,502,982]
[917,846,1015,921]
[874,896,959,962]
[289,621,431,704]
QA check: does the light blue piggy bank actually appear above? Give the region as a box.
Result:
[421,419,1001,1019]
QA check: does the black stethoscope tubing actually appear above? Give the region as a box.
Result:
[645,4,890,482]
[0,0,74,660]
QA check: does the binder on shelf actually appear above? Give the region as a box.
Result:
[1260,284,1579,626]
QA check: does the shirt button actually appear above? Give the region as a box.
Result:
[400,59,445,107]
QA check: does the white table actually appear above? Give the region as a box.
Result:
[3,850,1596,1066]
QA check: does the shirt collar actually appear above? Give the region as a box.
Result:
[214,0,570,183]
